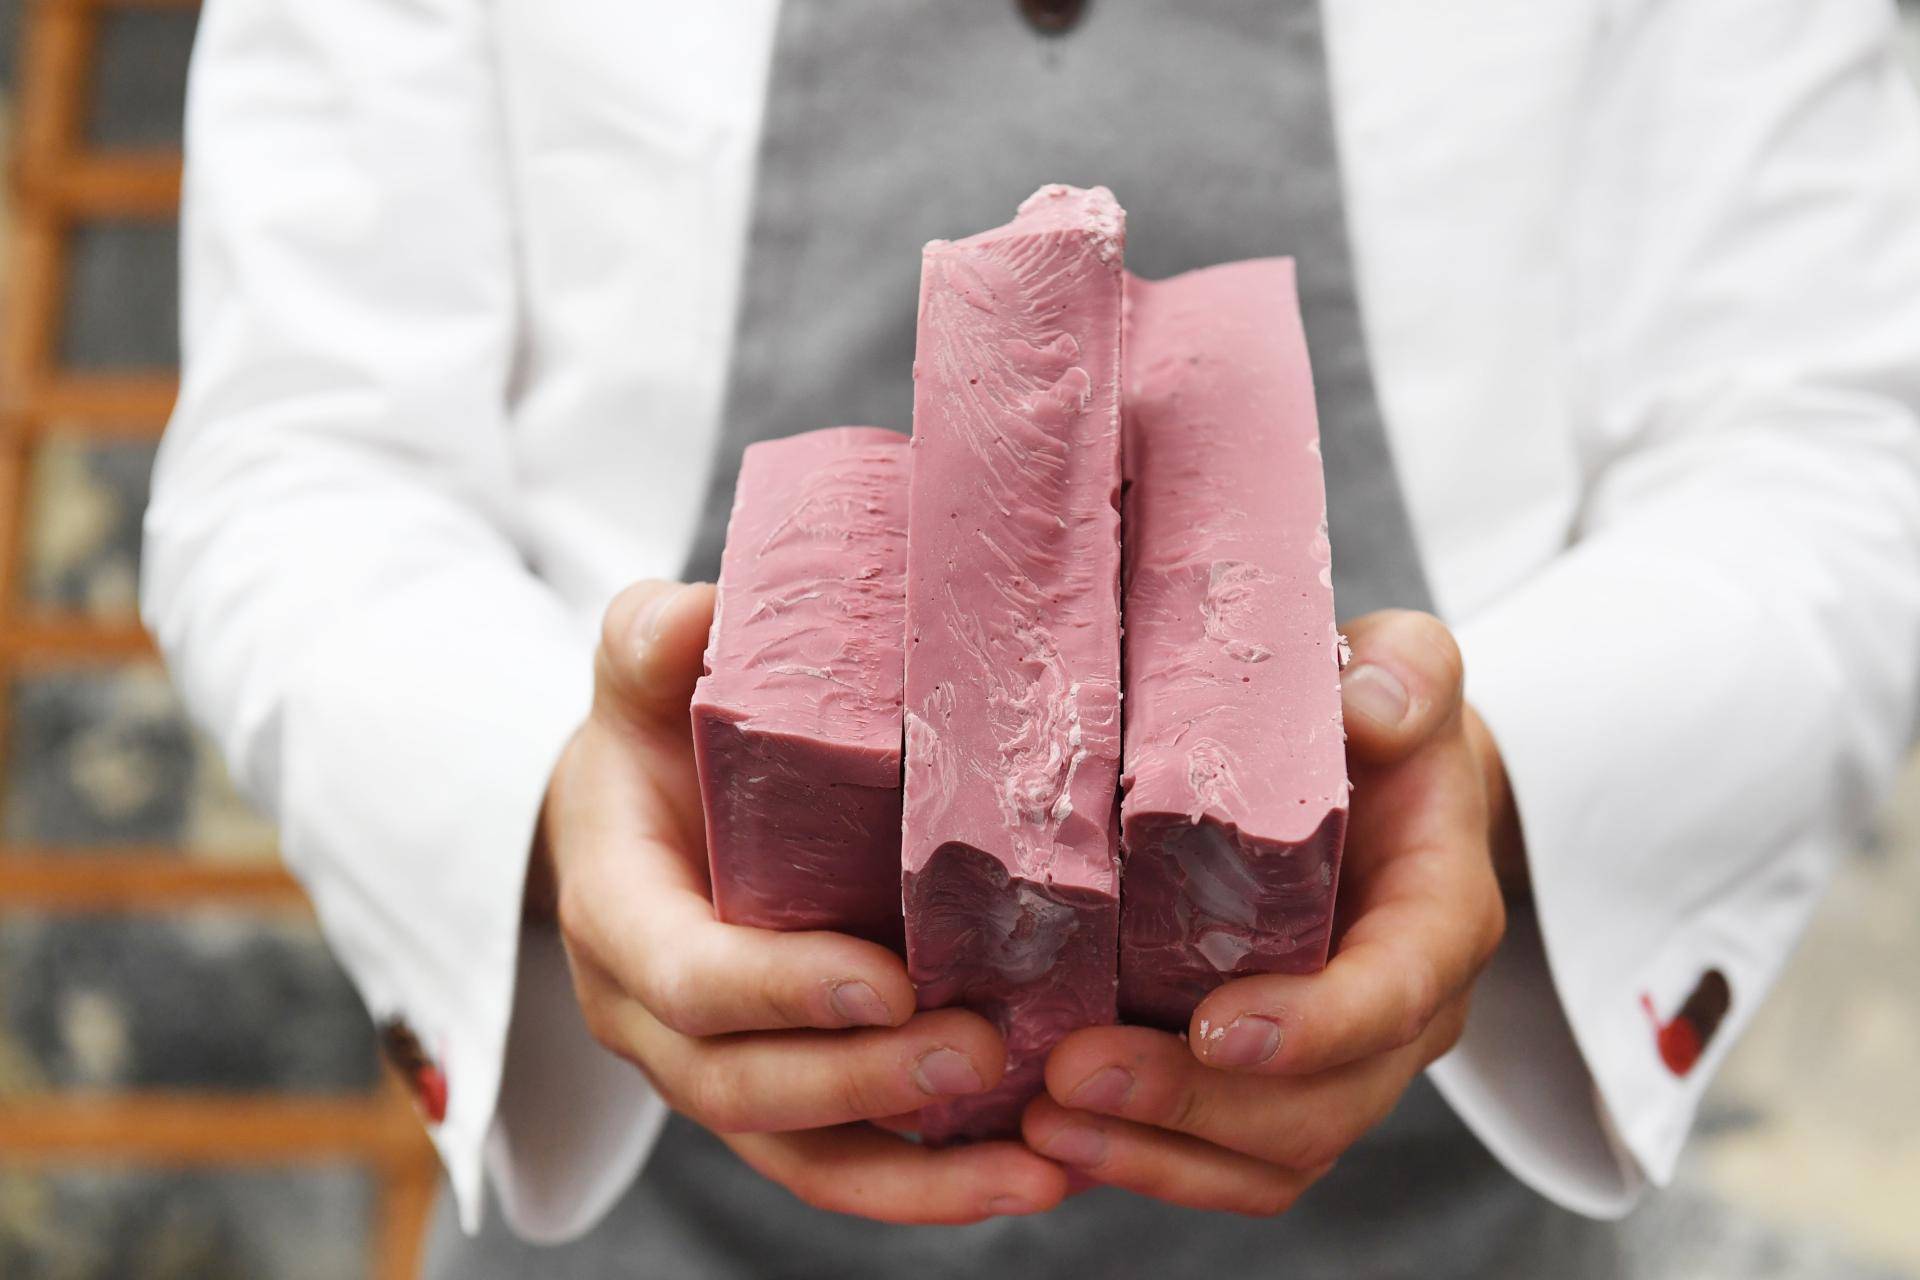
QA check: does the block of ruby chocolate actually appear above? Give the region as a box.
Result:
[902,185,1126,1141]
[690,426,910,951]
[1118,259,1348,1030]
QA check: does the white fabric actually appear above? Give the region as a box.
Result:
[143,0,1920,1243]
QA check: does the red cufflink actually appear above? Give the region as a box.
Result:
[1640,969,1731,1077]
[379,1017,449,1124]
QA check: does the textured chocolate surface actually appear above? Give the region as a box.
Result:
[1118,259,1348,1029]
[902,186,1125,1140]
[691,427,910,948]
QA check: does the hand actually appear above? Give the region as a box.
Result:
[540,580,1070,1224]
[1022,610,1512,1214]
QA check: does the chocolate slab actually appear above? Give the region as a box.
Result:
[902,186,1126,1141]
[1118,259,1348,1029]
[691,426,910,949]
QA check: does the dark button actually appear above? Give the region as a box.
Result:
[1018,0,1087,36]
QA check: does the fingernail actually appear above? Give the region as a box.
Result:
[1344,663,1409,729]
[1066,1066,1134,1112]
[986,1195,1036,1216]
[828,980,893,1027]
[1210,1015,1282,1067]
[637,585,687,644]
[1041,1124,1108,1168]
[913,1047,984,1096]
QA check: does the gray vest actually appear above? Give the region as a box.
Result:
[430,3,1624,1274]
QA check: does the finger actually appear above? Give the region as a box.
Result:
[1339,610,1463,764]
[601,899,918,1036]
[1189,697,1502,1074]
[618,1001,1009,1134]
[725,1125,1068,1224]
[1044,1017,1460,1170]
[594,579,717,733]
[1023,1096,1315,1217]
[572,580,714,851]
[1188,810,1501,1074]
[869,1110,923,1136]
[557,734,917,1036]
[1047,1027,1292,1163]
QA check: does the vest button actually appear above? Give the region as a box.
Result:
[1017,0,1087,35]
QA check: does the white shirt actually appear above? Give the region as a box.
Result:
[142,0,1920,1244]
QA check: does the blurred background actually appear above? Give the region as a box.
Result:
[0,2,1916,1278]
[0,3,438,1278]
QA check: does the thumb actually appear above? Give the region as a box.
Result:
[1339,609,1464,765]
[594,579,717,731]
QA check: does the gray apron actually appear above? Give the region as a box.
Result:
[430,2,1625,1274]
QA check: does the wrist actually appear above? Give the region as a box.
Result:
[522,730,577,925]
[1463,705,1528,899]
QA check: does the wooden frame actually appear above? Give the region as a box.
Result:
[1,3,439,1276]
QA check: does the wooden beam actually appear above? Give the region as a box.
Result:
[0,851,304,910]
[0,214,66,425]
[0,1094,426,1164]
[12,2,97,167]
[18,372,178,431]
[20,151,181,218]
[0,615,157,664]
[79,0,203,11]
[375,1141,442,1280]
[34,0,201,15]
[0,444,25,652]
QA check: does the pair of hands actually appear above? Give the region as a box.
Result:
[534,579,1515,1223]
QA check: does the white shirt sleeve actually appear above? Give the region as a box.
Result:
[1430,0,1920,1216]
[140,0,660,1238]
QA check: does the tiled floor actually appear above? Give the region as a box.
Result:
[2,3,1918,1276]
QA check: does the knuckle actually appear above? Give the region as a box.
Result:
[1477,888,1509,965]
[555,883,592,950]
[1233,1180,1301,1218]
[1163,1083,1214,1136]
[758,964,814,1029]
[688,1063,752,1133]
[1396,955,1443,1048]
[1274,1116,1348,1172]
[651,1069,698,1119]
[577,998,624,1059]
[645,955,709,1036]
[835,1065,891,1122]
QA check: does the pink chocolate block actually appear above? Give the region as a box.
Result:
[902,186,1127,1141]
[1118,259,1348,1030]
[691,426,910,950]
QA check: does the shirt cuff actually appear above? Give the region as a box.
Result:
[486,927,669,1242]
[1433,543,1836,1217]
[275,561,641,1234]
